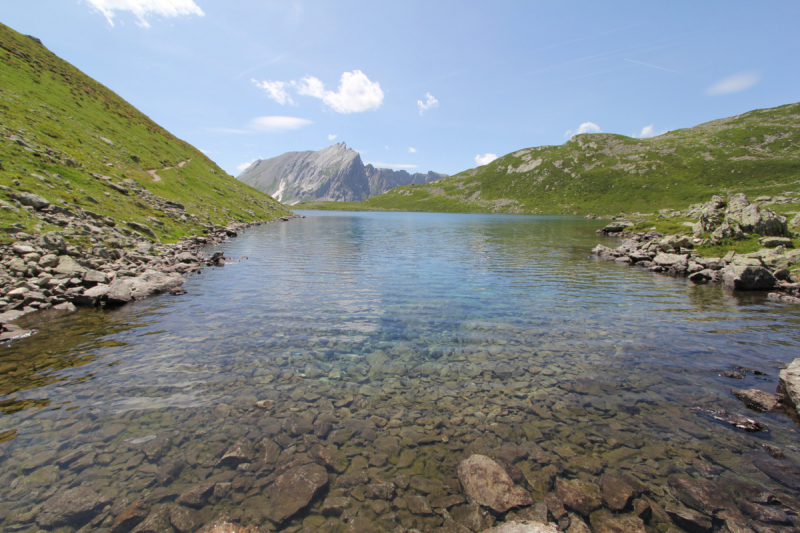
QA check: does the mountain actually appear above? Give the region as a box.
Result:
[316,102,800,215]
[0,22,292,243]
[236,143,446,205]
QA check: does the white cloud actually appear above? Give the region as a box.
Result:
[328,134,337,141]
[364,161,418,169]
[297,70,383,113]
[706,71,761,95]
[634,124,667,138]
[252,80,294,105]
[475,153,498,166]
[237,160,257,172]
[249,116,312,132]
[417,93,439,115]
[86,0,204,27]
[564,121,602,138]
[408,147,417,153]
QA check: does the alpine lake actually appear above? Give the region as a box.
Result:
[1,211,800,533]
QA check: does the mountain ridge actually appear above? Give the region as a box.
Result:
[236,142,446,204]
[306,102,800,215]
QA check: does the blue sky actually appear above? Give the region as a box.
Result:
[2,1,799,177]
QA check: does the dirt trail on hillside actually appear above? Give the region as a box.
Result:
[147,158,191,181]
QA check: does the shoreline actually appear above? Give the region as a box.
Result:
[0,213,304,342]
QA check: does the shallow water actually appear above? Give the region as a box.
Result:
[1,211,800,532]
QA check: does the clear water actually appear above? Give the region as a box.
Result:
[1,211,800,532]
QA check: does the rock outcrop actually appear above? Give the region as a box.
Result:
[236,142,446,204]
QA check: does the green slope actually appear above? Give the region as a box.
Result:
[0,22,291,242]
[305,102,800,215]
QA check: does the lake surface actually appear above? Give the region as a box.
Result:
[2,211,800,532]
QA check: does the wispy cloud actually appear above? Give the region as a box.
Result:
[86,0,204,27]
[417,93,439,115]
[250,116,312,131]
[408,147,417,153]
[237,159,257,172]
[623,58,681,74]
[252,80,294,105]
[364,161,418,169]
[634,124,667,138]
[475,153,497,166]
[564,122,602,138]
[328,134,337,141]
[706,70,761,95]
[210,116,312,135]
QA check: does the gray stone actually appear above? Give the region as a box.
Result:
[127,221,158,240]
[41,232,67,253]
[106,271,185,305]
[263,463,328,523]
[37,486,111,528]
[722,265,776,290]
[83,269,108,286]
[39,253,59,268]
[457,454,534,513]
[653,253,688,268]
[760,236,793,248]
[54,255,87,276]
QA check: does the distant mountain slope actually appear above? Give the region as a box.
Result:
[236,143,446,204]
[0,22,291,242]
[343,102,800,215]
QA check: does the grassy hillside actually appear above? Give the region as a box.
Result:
[305,102,800,215]
[0,22,291,243]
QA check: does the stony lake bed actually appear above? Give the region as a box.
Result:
[1,211,800,533]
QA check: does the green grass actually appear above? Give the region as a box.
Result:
[624,218,697,235]
[695,235,800,258]
[0,22,291,242]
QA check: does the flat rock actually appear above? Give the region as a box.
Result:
[653,253,688,268]
[555,477,602,517]
[263,463,328,523]
[54,255,87,276]
[483,521,559,533]
[407,495,434,515]
[13,192,50,209]
[778,358,800,412]
[457,454,534,513]
[732,389,782,412]
[37,486,111,528]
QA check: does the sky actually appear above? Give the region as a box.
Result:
[2,1,799,177]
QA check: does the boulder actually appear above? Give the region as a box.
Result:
[665,504,712,533]
[38,253,59,268]
[106,271,185,305]
[779,358,800,412]
[74,284,110,307]
[216,438,253,468]
[130,505,171,533]
[722,264,776,290]
[667,475,733,515]
[727,202,789,237]
[13,192,50,210]
[457,454,534,513]
[127,221,158,240]
[596,221,634,234]
[36,486,111,528]
[263,463,329,523]
[175,251,197,263]
[83,269,108,286]
[11,242,36,255]
[732,389,782,412]
[178,483,215,509]
[41,232,67,253]
[483,521,559,533]
[598,474,637,511]
[711,220,745,241]
[110,500,148,533]
[169,506,201,533]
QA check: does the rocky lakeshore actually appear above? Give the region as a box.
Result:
[0,189,302,341]
[592,193,800,303]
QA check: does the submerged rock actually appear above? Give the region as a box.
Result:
[483,521,559,533]
[37,486,111,528]
[555,478,602,517]
[263,463,329,523]
[457,454,534,513]
[731,389,782,412]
